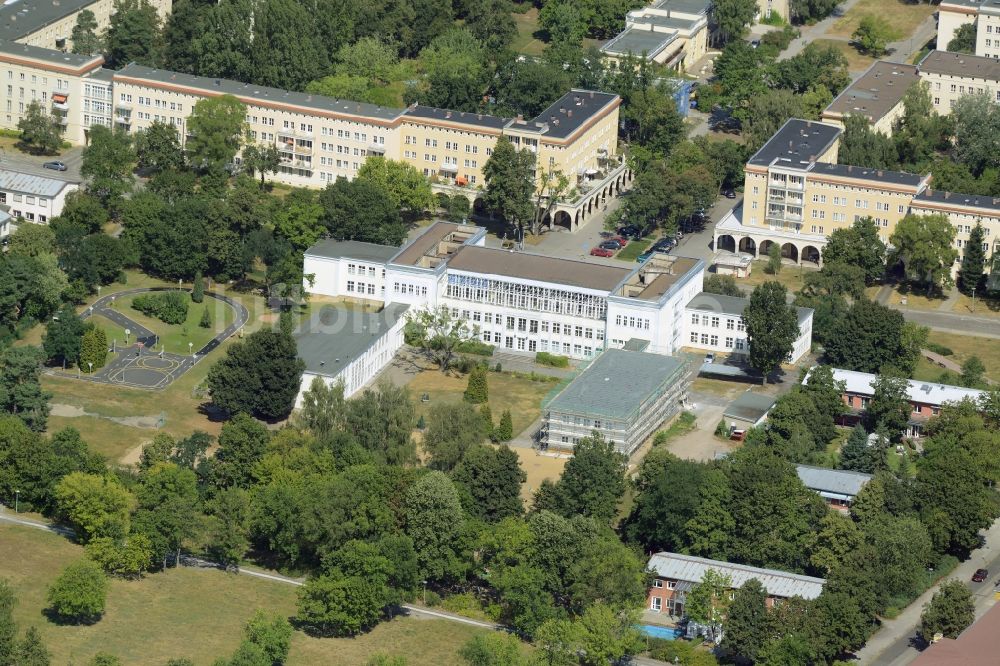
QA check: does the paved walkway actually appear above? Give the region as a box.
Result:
[48,287,249,390]
[778,0,865,61]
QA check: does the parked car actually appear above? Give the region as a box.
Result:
[750,39,760,49]
[637,251,653,263]
[610,235,629,247]
[704,352,715,364]
[618,224,643,240]
[973,569,989,583]
[599,240,623,251]
[652,237,676,251]
[42,160,67,171]
[722,188,736,199]
[590,246,615,258]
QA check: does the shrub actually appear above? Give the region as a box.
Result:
[191,271,204,303]
[46,559,108,623]
[78,326,107,372]
[464,365,489,403]
[199,307,211,328]
[715,419,729,437]
[926,342,953,356]
[535,351,570,368]
[454,339,495,356]
[480,403,494,434]
[492,410,513,442]
[132,291,189,324]
[494,362,502,372]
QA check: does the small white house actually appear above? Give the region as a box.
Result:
[0,169,80,237]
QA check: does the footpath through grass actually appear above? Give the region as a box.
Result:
[0,522,490,665]
[107,292,237,354]
[829,0,936,41]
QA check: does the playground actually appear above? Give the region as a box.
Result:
[50,287,249,390]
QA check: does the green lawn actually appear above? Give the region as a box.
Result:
[617,239,651,262]
[409,367,554,438]
[0,523,492,666]
[925,331,1000,382]
[107,292,237,355]
[828,0,936,41]
[738,261,819,293]
[512,8,546,56]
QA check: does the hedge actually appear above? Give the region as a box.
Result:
[535,351,570,368]
[132,291,189,325]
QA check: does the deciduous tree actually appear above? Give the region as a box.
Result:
[743,282,799,378]
[422,402,487,471]
[45,559,107,623]
[82,125,135,211]
[453,445,525,523]
[70,10,102,55]
[482,137,535,236]
[404,306,478,371]
[17,101,63,155]
[722,578,769,662]
[404,471,468,584]
[852,16,893,57]
[920,580,975,641]
[186,95,246,174]
[134,120,184,173]
[533,433,626,524]
[890,213,958,292]
[104,0,163,67]
[207,329,304,420]
[0,346,53,431]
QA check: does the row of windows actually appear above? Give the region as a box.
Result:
[455,309,605,341]
[690,313,744,331]
[6,71,67,89]
[131,95,184,112]
[483,331,597,358]
[0,192,48,207]
[613,314,650,330]
[393,282,428,297]
[347,263,379,277]
[403,136,488,154]
[345,281,377,296]
[690,332,745,350]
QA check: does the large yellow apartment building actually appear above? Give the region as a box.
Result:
[112,64,628,229]
[716,119,999,274]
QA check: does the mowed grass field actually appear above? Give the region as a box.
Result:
[408,367,556,438]
[811,38,875,72]
[911,331,1000,384]
[0,523,492,666]
[828,0,936,41]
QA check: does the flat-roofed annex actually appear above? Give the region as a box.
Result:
[446,245,631,292]
[389,222,481,269]
[614,255,700,302]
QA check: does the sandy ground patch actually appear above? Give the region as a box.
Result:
[666,403,737,461]
[515,447,568,503]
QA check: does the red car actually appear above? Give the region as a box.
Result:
[973,569,989,583]
[590,246,614,257]
[610,235,629,247]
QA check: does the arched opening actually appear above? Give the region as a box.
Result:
[472,197,487,213]
[739,237,757,256]
[781,243,799,263]
[802,245,821,265]
[554,210,572,231]
[575,210,582,227]
[716,235,736,253]
[760,239,777,258]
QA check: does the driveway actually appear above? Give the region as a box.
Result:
[856,518,1000,665]
[1,144,84,182]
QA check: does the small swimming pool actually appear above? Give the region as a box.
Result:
[639,624,683,640]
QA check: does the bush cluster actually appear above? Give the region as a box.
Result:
[535,351,570,368]
[132,291,189,325]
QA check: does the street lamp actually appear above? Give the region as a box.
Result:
[125,328,131,345]
[422,580,427,606]
[971,286,976,313]
[188,342,194,357]
[88,362,93,375]
[14,490,18,513]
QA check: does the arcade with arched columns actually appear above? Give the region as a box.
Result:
[713,209,825,267]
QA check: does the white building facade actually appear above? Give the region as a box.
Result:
[0,169,80,236]
[302,222,815,364]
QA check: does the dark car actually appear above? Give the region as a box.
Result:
[590,246,615,258]
[973,569,989,583]
[653,237,676,251]
[42,161,67,171]
[722,188,737,199]
[617,224,643,240]
[600,240,623,251]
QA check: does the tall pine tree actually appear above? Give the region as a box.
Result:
[958,222,986,295]
[838,423,883,473]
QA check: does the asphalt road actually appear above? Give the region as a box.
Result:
[0,144,84,182]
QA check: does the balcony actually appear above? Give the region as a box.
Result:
[276,139,313,156]
[769,178,804,192]
[51,101,69,111]
[277,127,313,141]
[368,143,386,153]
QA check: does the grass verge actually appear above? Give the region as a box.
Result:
[652,411,698,448]
[512,8,546,56]
[617,239,651,262]
[828,0,936,40]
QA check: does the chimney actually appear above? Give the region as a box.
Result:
[445,111,451,119]
[560,107,566,114]
[945,191,950,199]
[589,91,594,98]
[477,114,482,120]
[550,115,556,122]
[567,109,573,117]
[848,165,853,173]
[554,119,560,126]
[877,170,883,177]
[516,113,523,122]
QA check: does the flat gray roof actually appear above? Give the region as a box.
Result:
[0,40,102,69]
[114,63,404,122]
[652,0,712,12]
[913,188,1000,212]
[0,168,76,196]
[724,391,777,423]
[526,89,620,140]
[305,239,398,263]
[795,464,872,498]
[448,245,631,292]
[390,221,475,267]
[547,349,686,421]
[295,303,409,377]
[601,28,677,58]
[811,162,926,188]
[686,292,813,326]
[823,61,919,124]
[404,105,509,130]
[918,50,1000,81]
[748,119,841,170]
[0,0,96,41]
